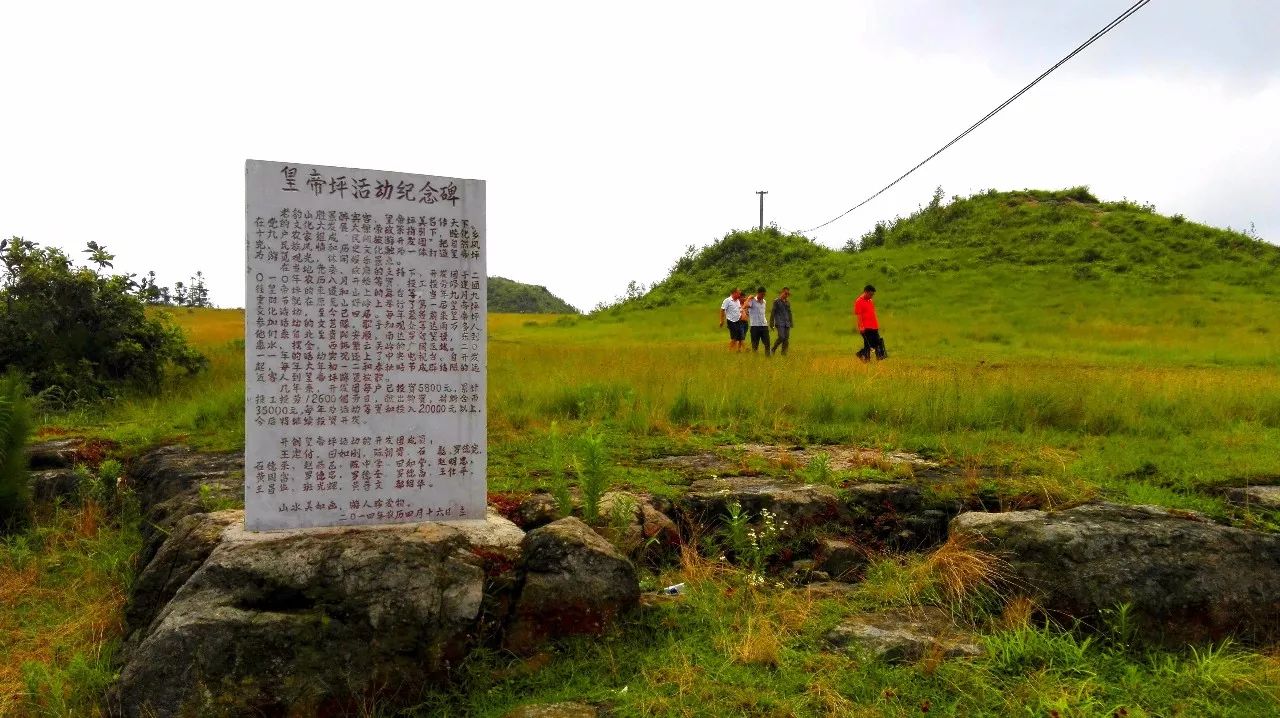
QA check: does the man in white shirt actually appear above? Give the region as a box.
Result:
[718,288,745,351]
[745,286,772,356]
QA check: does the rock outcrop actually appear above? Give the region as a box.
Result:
[111,480,642,716]
[25,437,87,469]
[826,607,983,663]
[128,446,242,567]
[112,512,518,717]
[1224,485,1280,511]
[28,468,81,504]
[505,517,639,653]
[844,481,952,547]
[950,503,1280,641]
[680,477,847,531]
[122,509,242,652]
[813,538,868,580]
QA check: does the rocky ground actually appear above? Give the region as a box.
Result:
[23,439,1280,717]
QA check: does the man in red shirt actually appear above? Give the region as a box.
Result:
[853,284,886,361]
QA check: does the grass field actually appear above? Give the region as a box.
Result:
[5,189,1280,715]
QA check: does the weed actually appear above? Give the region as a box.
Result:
[721,501,784,576]
[723,500,751,560]
[73,464,107,507]
[1,499,141,715]
[541,422,573,519]
[605,493,639,555]
[574,428,609,524]
[730,615,783,669]
[198,482,240,512]
[1102,603,1139,650]
[801,452,834,485]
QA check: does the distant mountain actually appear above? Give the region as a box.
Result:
[489,276,579,314]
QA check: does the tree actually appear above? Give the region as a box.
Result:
[137,270,165,304]
[187,271,211,307]
[83,241,115,274]
[0,237,206,401]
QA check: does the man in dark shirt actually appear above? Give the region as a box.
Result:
[769,286,793,355]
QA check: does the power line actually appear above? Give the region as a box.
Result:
[802,0,1152,234]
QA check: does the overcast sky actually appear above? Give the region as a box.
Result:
[3,1,1277,311]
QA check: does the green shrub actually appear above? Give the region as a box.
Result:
[0,238,207,401]
[0,371,34,531]
[1061,185,1099,203]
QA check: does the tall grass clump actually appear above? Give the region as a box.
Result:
[575,428,610,523]
[544,422,572,518]
[0,372,33,532]
[668,382,703,425]
[857,534,1005,610]
[543,383,632,421]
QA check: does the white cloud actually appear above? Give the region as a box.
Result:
[1,1,1274,311]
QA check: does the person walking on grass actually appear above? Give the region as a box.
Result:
[770,286,793,355]
[854,284,887,361]
[719,287,745,351]
[746,286,772,356]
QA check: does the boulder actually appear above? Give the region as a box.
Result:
[505,517,639,653]
[1224,486,1280,511]
[826,607,983,663]
[112,516,499,717]
[515,490,563,529]
[813,538,868,580]
[598,490,680,558]
[950,503,1280,642]
[680,477,847,531]
[456,506,527,551]
[25,437,86,469]
[28,468,81,504]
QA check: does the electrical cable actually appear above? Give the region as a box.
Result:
[801,0,1152,234]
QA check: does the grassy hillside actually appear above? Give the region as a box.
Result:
[487,188,1280,515]
[10,187,1280,716]
[603,187,1279,366]
[489,275,579,314]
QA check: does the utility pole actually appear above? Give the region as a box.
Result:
[756,190,768,232]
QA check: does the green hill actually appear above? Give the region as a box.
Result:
[488,276,579,314]
[597,186,1279,367]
